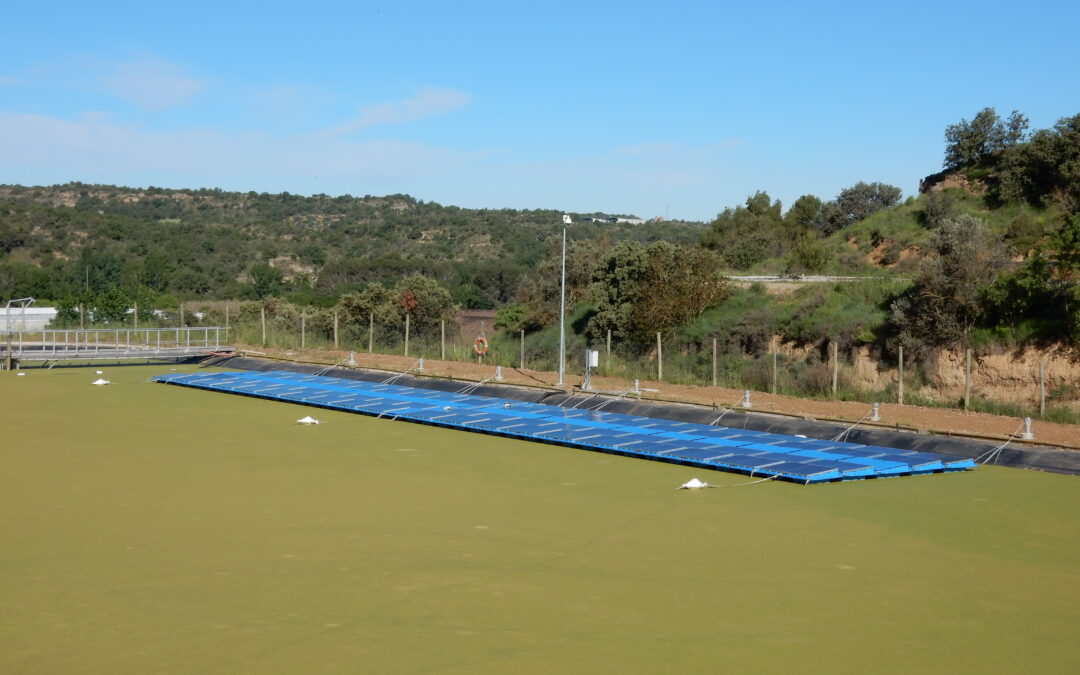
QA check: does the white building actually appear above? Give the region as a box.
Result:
[0,307,58,331]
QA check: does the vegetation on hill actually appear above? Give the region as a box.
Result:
[1,108,1078,380]
[0,184,702,311]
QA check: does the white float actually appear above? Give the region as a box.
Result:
[91,378,111,385]
[678,478,712,489]
[297,415,320,425]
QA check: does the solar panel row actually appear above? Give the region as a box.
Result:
[151,370,976,484]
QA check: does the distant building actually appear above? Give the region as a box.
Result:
[0,307,58,331]
[579,214,646,225]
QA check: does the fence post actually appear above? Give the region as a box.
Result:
[831,341,839,398]
[333,310,339,349]
[1039,361,1045,418]
[225,304,230,330]
[772,351,778,395]
[711,338,717,387]
[260,306,266,346]
[368,312,374,354]
[404,314,410,357]
[606,329,612,368]
[964,348,972,411]
[520,329,525,369]
[898,345,904,405]
[441,320,446,360]
[180,304,185,327]
[657,331,663,382]
[134,301,139,330]
[301,311,306,350]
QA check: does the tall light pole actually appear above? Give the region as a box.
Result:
[557,214,571,386]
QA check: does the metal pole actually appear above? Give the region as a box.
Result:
[441,320,446,360]
[225,304,230,330]
[1039,361,1045,418]
[831,341,839,398]
[772,351,778,395]
[656,331,663,382]
[898,345,904,405]
[520,329,525,370]
[557,216,568,386]
[712,338,717,387]
[260,306,266,346]
[368,312,374,354]
[301,312,306,350]
[404,313,410,357]
[134,301,138,330]
[334,310,339,349]
[606,329,611,369]
[964,348,972,411]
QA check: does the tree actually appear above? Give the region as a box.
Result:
[944,107,1029,169]
[336,282,396,326]
[819,182,902,235]
[250,263,285,299]
[785,233,829,274]
[390,274,457,334]
[995,113,1080,212]
[783,195,823,234]
[889,215,1007,352]
[587,241,727,343]
[702,191,786,268]
[920,190,958,228]
[514,238,602,328]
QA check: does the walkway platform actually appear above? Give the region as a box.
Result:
[152,370,977,484]
[3,327,232,367]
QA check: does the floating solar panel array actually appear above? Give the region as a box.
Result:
[152,370,976,484]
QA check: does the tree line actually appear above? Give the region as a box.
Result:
[3,107,1079,358]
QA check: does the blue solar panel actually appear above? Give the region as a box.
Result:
[666,447,737,461]
[151,370,975,484]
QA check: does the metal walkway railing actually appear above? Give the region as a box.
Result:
[2,327,233,367]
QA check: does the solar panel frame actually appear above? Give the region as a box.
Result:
[150,370,975,484]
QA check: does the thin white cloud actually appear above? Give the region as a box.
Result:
[0,112,478,188]
[99,56,206,111]
[325,87,470,136]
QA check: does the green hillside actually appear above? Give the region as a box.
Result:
[0,183,703,308]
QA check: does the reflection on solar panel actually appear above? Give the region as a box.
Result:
[151,370,976,484]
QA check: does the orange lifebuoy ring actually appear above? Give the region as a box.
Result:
[473,337,489,355]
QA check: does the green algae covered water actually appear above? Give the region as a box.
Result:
[2,365,1079,674]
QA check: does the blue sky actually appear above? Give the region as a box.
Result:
[2,1,1078,222]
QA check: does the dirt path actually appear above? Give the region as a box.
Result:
[243,345,1080,450]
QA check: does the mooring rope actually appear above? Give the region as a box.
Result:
[314,360,344,376]
[570,392,600,409]
[382,359,423,385]
[457,375,495,395]
[974,421,1025,465]
[831,414,869,442]
[708,395,745,426]
[679,473,780,489]
[590,389,634,411]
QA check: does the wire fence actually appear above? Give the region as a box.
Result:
[21,301,1079,424]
